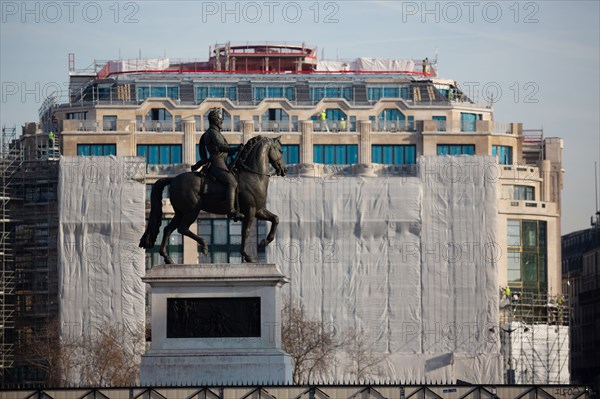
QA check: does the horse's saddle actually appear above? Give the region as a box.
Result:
[196,165,239,196]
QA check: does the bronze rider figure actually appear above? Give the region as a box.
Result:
[192,110,244,220]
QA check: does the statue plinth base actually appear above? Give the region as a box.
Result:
[139,263,293,386]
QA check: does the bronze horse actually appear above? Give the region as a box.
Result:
[139,136,287,263]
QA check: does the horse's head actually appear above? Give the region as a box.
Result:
[268,136,287,177]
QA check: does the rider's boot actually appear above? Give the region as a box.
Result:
[226,186,244,220]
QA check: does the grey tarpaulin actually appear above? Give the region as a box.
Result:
[57,156,146,381]
[266,156,502,383]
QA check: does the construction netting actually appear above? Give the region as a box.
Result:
[316,58,415,73]
[57,156,146,382]
[266,156,502,383]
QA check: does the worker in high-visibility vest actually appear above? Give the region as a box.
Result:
[319,111,329,132]
[340,117,346,131]
[48,132,55,147]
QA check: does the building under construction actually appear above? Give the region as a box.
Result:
[0,41,572,386]
[0,126,60,386]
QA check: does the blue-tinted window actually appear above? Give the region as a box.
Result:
[372,145,416,164]
[196,86,237,101]
[374,108,414,131]
[311,109,347,122]
[367,85,410,101]
[310,86,353,102]
[77,144,116,156]
[460,112,481,132]
[313,145,358,165]
[437,145,475,155]
[432,115,446,132]
[492,145,513,165]
[254,86,295,101]
[282,145,299,164]
[137,85,179,101]
[137,145,182,164]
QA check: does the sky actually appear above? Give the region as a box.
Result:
[1,0,598,234]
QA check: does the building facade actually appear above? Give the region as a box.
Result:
[562,226,600,386]
[4,42,566,385]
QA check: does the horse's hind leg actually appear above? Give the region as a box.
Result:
[177,210,208,257]
[159,214,181,264]
[255,208,279,247]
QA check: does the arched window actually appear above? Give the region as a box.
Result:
[311,109,354,132]
[201,109,239,132]
[371,108,414,132]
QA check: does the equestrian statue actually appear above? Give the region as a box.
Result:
[139,110,288,263]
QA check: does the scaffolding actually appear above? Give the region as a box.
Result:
[499,290,570,384]
[0,126,60,387]
[0,126,20,381]
[522,128,544,164]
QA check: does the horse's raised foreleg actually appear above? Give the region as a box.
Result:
[177,209,208,257]
[255,208,279,247]
[159,214,181,264]
[241,210,257,263]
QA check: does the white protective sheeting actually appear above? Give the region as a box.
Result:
[106,58,170,74]
[505,322,570,384]
[316,58,415,72]
[266,156,502,383]
[354,57,415,72]
[58,156,146,342]
[316,60,352,71]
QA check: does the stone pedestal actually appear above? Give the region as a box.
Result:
[140,264,293,385]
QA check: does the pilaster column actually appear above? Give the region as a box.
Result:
[183,119,196,164]
[359,120,372,164]
[242,121,254,143]
[300,120,313,164]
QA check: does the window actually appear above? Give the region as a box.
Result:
[367,85,411,101]
[253,86,295,101]
[310,85,353,102]
[198,219,266,264]
[437,145,475,155]
[492,145,513,165]
[311,109,349,132]
[282,145,299,164]
[137,145,182,164]
[196,85,237,101]
[460,112,481,132]
[146,218,182,268]
[24,186,56,203]
[373,109,414,132]
[372,145,416,164]
[506,220,547,288]
[139,108,180,132]
[66,111,88,120]
[77,144,116,156]
[313,145,358,165]
[257,108,290,132]
[503,185,534,201]
[432,116,446,132]
[137,85,179,101]
[103,115,117,131]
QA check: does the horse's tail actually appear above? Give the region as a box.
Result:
[139,177,172,249]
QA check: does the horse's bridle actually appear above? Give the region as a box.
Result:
[235,140,285,177]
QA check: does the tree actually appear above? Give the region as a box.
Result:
[17,319,76,387]
[346,329,386,382]
[19,321,144,387]
[281,302,345,383]
[76,323,145,386]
